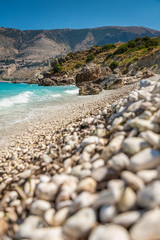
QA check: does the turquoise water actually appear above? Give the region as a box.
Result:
[0,82,79,129]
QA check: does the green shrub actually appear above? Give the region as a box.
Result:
[145,38,160,48]
[74,62,83,68]
[101,44,116,51]
[153,64,158,68]
[128,36,160,50]
[86,54,95,62]
[106,53,113,60]
[135,37,142,42]
[147,46,154,51]
[127,40,136,48]
[109,61,119,71]
[67,52,75,58]
[143,36,151,41]
[53,63,62,73]
[114,44,128,55]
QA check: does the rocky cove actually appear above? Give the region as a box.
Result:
[1,74,160,239]
[0,26,160,83]
[39,63,156,96]
[1,35,160,240]
[38,36,160,95]
[2,36,160,96]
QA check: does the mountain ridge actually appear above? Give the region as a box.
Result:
[0,26,160,81]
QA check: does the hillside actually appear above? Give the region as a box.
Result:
[40,36,160,94]
[0,26,160,81]
[48,36,160,75]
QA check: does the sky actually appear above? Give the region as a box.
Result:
[0,0,160,31]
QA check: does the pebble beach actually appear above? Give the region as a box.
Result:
[1,75,160,240]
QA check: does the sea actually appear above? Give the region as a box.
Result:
[0,82,79,130]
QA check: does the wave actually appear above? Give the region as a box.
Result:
[0,91,33,108]
[51,93,62,98]
[64,89,79,95]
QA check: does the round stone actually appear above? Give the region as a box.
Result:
[130,209,160,240]
[122,137,149,155]
[137,180,160,209]
[113,211,141,228]
[63,208,96,239]
[117,187,137,212]
[77,177,97,193]
[110,153,130,171]
[53,207,69,226]
[30,200,51,216]
[99,205,117,223]
[121,171,144,191]
[36,182,58,201]
[44,208,55,225]
[129,148,160,171]
[89,224,130,240]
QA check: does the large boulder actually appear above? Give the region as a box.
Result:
[100,74,124,90]
[59,77,75,85]
[79,83,103,95]
[76,64,124,95]
[140,70,155,79]
[39,76,75,86]
[39,78,56,86]
[76,64,116,95]
[25,79,40,84]
[127,63,138,76]
[76,64,101,86]
[43,72,53,78]
[50,77,75,86]
[101,67,112,77]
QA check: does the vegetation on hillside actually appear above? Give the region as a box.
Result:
[50,36,160,75]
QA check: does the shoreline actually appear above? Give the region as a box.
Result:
[1,75,160,239]
[0,82,139,150]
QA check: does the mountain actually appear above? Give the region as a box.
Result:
[0,26,160,81]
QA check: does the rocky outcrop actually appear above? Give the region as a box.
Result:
[76,64,103,95]
[39,76,75,86]
[40,63,125,94]
[137,69,155,79]
[76,64,101,85]
[76,64,125,95]
[99,74,124,89]
[127,50,160,77]
[79,83,103,95]
[38,78,56,86]
[137,50,160,72]
[1,26,160,84]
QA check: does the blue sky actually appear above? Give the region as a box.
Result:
[1,0,160,30]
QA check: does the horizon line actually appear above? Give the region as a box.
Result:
[0,25,160,32]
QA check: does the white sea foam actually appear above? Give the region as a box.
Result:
[64,89,79,95]
[0,91,33,108]
[51,94,62,98]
